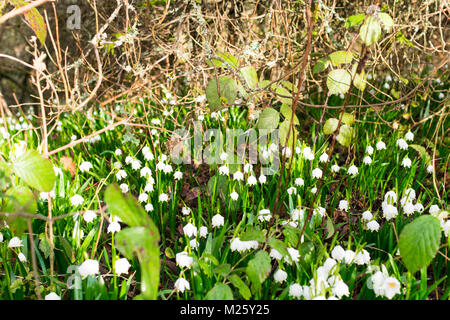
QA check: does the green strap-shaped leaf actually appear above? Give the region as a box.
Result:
[12,150,56,192]
[10,0,47,45]
[398,215,441,274]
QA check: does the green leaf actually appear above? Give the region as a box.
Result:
[340,112,355,125]
[246,250,271,293]
[1,185,36,234]
[12,150,55,192]
[10,0,47,45]
[278,120,297,151]
[275,85,292,105]
[213,263,231,277]
[398,215,441,274]
[207,174,228,200]
[280,104,299,125]
[205,283,234,300]
[360,16,382,46]
[323,118,339,134]
[208,52,239,69]
[327,69,352,95]
[346,14,365,28]
[268,238,289,258]
[336,124,354,147]
[329,51,353,66]
[239,66,258,89]
[206,76,237,111]
[256,107,280,131]
[378,13,394,31]
[115,226,160,300]
[409,144,431,165]
[312,57,330,74]
[325,216,335,239]
[240,228,265,242]
[229,274,251,300]
[38,233,51,259]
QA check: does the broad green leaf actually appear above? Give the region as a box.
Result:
[283,225,302,247]
[353,69,367,92]
[38,233,51,259]
[2,185,36,234]
[360,16,382,46]
[409,144,431,165]
[378,13,394,31]
[10,0,47,45]
[336,124,354,147]
[205,283,234,300]
[239,66,258,89]
[340,112,355,125]
[268,238,289,258]
[256,107,280,131]
[115,226,160,300]
[275,85,292,105]
[206,76,237,111]
[12,150,56,192]
[327,69,352,95]
[246,250,271,293]
[346,14,365,28]
[325,216,335,239]
[396,31,414,47]
[313,57,330,74]
[329,51,353,66]
[240,228,265,242]
[323,118,339,134]
[398,215,441,274]
[279,120,297,151]
[213,263,231,277]
[280,104,299,125]
[208,52,239,69]
[229,274,251,300]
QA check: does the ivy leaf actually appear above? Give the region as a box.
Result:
[10,0,47,45]
[256,107,280,132]
[206,76,237,111]
[398,215,441,274]
[336,124,354,147]
[12,150,56,192]
[360,16,382,46]
[323,118,339,134]
[329,51,353,66]
[327,69,352,95]
[246,250,271,293]
[205,283,234,300]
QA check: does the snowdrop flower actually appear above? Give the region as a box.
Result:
[269,143,278,153]
[405,131,414,141]
[438,92,445,99]
[116,170,127,181]
[362,211,373,221]
[212,214,224,228]
[230,238,258,253]
[384,190,397,204]
[159,193,169,202]
[376,141,386,150]
[176,251,193,269]
[302,147,315,160]
[174,278,190,293]
[243,163,253,173]
[348,165,358,176]
[107,220,121,233]
[331,245,345,262]
[269,249,283,260]
[119,183,129,193]
[218,166,229,175]
[138,193,148,202]
[156,161,166,171]
[323,258,337,273]
[181,207,191,216]
[396,138,408,150]
[289,284,303,298]
[385,74,392,82]
[367,220,380,232]
[319,153,329,163]
[312,168,323,179]
[199,226,208,238]
[125,156,133,165]
[287,186,297,195]
[403,202,415,216]
[189,239,199,249]
[414,203,424,213]
[403,188,416,201]
[144,182,154,192]
[343,250,356,264]
[331,279,350,298]
[442,220,450,237]
[247,175,257,186]
[83,210,97,223]
[220,152,228,162]
[230,191,239,200]
[258,209,272,222]
[354,249,370,265]
[78,260,99,278]
[331,164,340,173]
[233,171,244,181]
[383,82,390,90]
[79,161,93,172]
[338,200,349,212]
[174,171,183,180]
[40,191,56,200]
[45,292,61,300]
[115,149,122,156]
[402,157,411,168]
[183,223,198,238]
[282,147,291,158]
[113,161,122,169]
[8,237,23,248]
[427,165,434,174]
[18,252,27,262]
[140,167,152,178]
[0,232,3,243]
[294,178,304,186]
[115,258,131,275]
[429,205,440,215]
[382,276,401,299]
[313,206,326,217]
[70,195,84,206]
[274,269,288,283]
[286,247,300,264]
[366,146,374,155]
[130,159,142,170]
[145,203,154,212]
[163,164,173,174]
[258,175,267,184]
[363,156,372,165]
[382,203,398,220]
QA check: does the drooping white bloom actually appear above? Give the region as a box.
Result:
[354,249,370,265]
[247,175,257,186]
[382,202,398,220]
[199,226,208,238]
[138,193,148,202]
[363,156,372,165]
[302,147,315,161]
[174,171,183,180]
[287,186,297,195]
[331,165,340,173]
[331,279,350,298]
[338,200,349,212]
[286,247,300,264]
[40,190,56,200]
[348,165,358,176]
[183,223,198,238]
[83,210,97,223]
[429,205,440,216]
[384,190,397,204]
[218,166,229,175]
[311,187,317,194]
[8,237,23,248]
[115,149,122,156]
[319,153,328,163]
[230,237,258,253]
[119,183,129,193]
[313,206,326,217]
[163,164,173,174]
[258,209,272,222]
[382,276,401,299]
[140,166,152,178]
[442,220,450,237]
[367,220,380,231]
[438,92,445,99]
[70,195,84,206]
[366,146,374,155]
[396,138,408,150]
[294,178,304,186]
[243,163,253,173]
[156,161,166,171]
[323,258,337,273]
[282,147,292,158]
[427,165,434,173]
[174,278,190,293]
[79,161,93,172]
[176,251,193,269]
[274,269,288,283]
[331,245,345,262]
[116,169,127,180]
[220,152,228,162]
[190,239,199,249]
[405,131,414,141]
[107,220,121,234]
[403,202,415,216]
[130,159,142,170]
[258,175,267,184]
[414,203,424,213]
[45,292,61,300]
[145,203,154,212]
[233,171,244,181]
[376,141,386,150]
[78,259,99,278]
[114,258,131,275]
[18,252,27,262]
[362,211,373,221]
[289,283,303,298]
[159,193,169,202]
[181,207,191,216]
[144,183,154,192]
[269,249,283,260]
[343,250,356,264]
[0,232,3,243]
[402,157,411,168]
[230,191,239,200]
[212,214,224,228]
[312,168,323,179]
